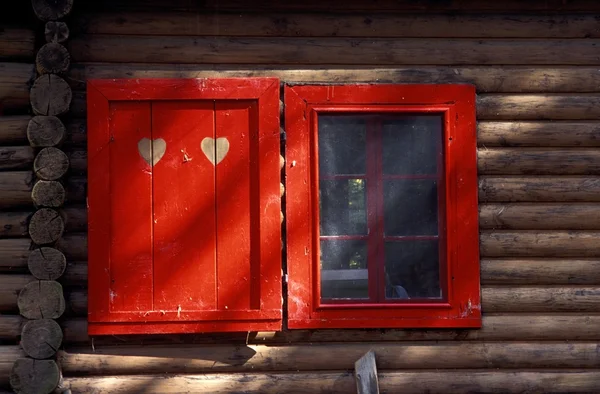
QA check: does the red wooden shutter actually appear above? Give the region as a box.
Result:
[87,78,282,335]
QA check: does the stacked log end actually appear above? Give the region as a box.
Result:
[11,1,73,393]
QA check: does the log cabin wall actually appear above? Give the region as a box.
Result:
[2,0,600,392]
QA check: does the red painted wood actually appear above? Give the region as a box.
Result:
[215,101,253,311]
[87,78,281,335]
[285,84,480,329]
[152,101,216,312]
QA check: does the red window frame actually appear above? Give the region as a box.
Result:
[285,84,480,329]
[87,78,282,335]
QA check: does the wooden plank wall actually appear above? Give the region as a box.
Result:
[2,1,600,392]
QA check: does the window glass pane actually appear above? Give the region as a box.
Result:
[320,179,367,236]
[385,241,441,299]
[320,239,368,300]
[382,116,442,175]
[384,179,438,236]
[318,115,366,175]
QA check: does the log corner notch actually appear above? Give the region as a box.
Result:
[11,1,73,393]
[355,350,380,394]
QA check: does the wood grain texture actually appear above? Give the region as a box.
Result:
[477,121,600,147]
[17,280,65,319]
[33,147,69,181]
[481,231,600,257]
[36,43,70,75]
[479,177,600,202]
[68,64,600,93]
[480,203,600,229]
[45,21,69,43]
[31,180,66,208]
[0,29,35,60]
[27,116,66,148]
[0,211,29,238]
[61,371,600,394]
[29,74,72,116]
[31,0,73,21]
[57,342,600,374]
[354,350,379,394]
[0,117,29,145]
[0,274,31,311]
[68,36,600,65]
[479,148,600,175]
[0,146,34,171]
[9,358,59,394]
[28,247,66,280]
[481,258,600,285]
[20,319,63,359]
[0,63,35,110]
[71,12,600,38]
[29,208,64,245]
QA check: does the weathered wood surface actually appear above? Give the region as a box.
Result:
[0,29,35,60]
[481,231,600,257]
[58,342,600,374]
[32,180,66,208]
[477,121,600,147]
[72,13,600,38]
[354,350,379,394]
[479,203,600,229]
[17,280,65,319]
[33,147,69,181]
[0,63,35,109]
[21,319,63,359]
[3,314,600,344]
[68,64,600,93]
[0,212,29,238]
[479,148,600,175]
[29,74,72,116]
[31,0,73,21]
[27,116,66,148]
[28,247,66,280]
[0,274,32,311]
[0,117,29,146]
[28,208,64,245]
[61,205,87,232]
[68,36,600,65]
[0,347,25,388]
[9,358,59,394]
[0,146,34,170]
[36,43,70,75]
[479,177,600,202]
[45,21,69,43]
[61,371,600,394]
[482,259,600,284]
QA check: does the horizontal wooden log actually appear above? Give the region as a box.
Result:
[479,148,600,175]
[0,211,29,238]
[481,231,600,257]
[0,63,35,110]
[479,203,600,229]
[61,205,87,232]
[4,313,600,344]
[0,146,34,170]
[0,346,25,388]
[0,116,29,145]
[477,121,600,147]
[60,286,600,317]
[0,274,32,311]
[0,29,35,60]
[72,13,600,38]
[478,94,600,120]
[68,64,600,93]
[59,342,600,375]
[481,259,600,285]
[68,36,600,65]
[0,233,85,270]
[62,371,600,394]
[479,176,600,202]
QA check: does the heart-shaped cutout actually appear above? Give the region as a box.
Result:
[138,138,166,166]
[201,137,230,165]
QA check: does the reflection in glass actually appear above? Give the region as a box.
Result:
[385,241,441,299]
[318,116,366,175]
[384,179,438,236]
[320,239,368,300]
[320,179,367,236]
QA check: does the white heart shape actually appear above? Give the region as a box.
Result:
[137,138,166,166]
[201,137,230,165]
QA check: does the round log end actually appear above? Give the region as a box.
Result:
[27,116,66,148]
[36,43,70,75]
[18,280,66,320]
[30,74,72,116]
[28,247,66,280]
[32,180,66,208]
[10,358,60,394]
[34,147,69,181]
[45,21,69,43]
[279,154,285,170]
[31,0,73,21]
[29,208,65,245]
[21,319,63,359]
